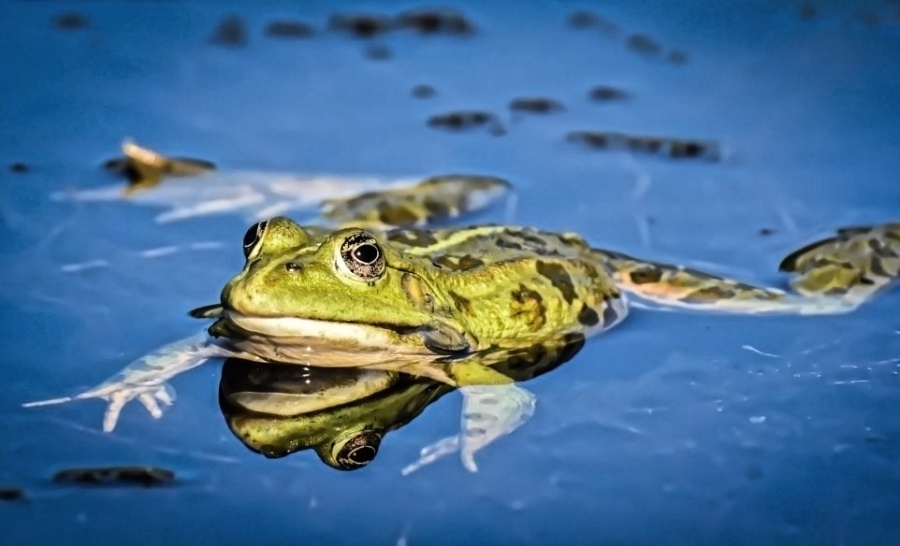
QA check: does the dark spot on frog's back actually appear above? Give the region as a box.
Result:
[512,285,544,305]
[377,202,420,226]
[431,256,457,270]
[387,229,438,248]
[430,255,484,272]
[423,199,452,219]
[449,291,472,313]
[497,238,525,251]
[457,255,484,271]
[535,261,578,304]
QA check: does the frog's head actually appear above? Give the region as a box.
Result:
[219,359,449,471]
[220,217,469,353]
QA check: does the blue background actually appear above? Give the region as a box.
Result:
[1,1,899,544]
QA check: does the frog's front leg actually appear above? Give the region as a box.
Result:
[402,361,536,474]
[23,332,248,432]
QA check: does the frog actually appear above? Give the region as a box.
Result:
[55,141,512,225]
[220,334,585,472]
[26,142,900,472]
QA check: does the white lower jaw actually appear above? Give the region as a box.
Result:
[223,310,401,348]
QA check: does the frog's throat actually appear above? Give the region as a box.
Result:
[223,310,412,348]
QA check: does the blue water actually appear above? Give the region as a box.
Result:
[2,1,899,544]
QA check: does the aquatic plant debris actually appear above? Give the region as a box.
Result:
[509,97,565,114]
[427,111,505,135]
[567,130,721,161]
[0,487,25,501]
[53,466,175,486]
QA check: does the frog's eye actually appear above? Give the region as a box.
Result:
[242,220,268,260]
[331,431,381,471]
[337,232,385,279]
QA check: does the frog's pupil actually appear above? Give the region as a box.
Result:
[242,220,267,257]
[334,431,382,469]
[353,243,380,264]
[347,445,376,464]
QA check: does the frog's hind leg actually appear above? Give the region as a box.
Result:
[779,223,900,307]
[594,222,899,315]
[594,250,818,314]
[322,174,512,229]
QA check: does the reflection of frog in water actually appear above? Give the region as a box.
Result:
[28,143,900,473]
[220,336,583,473]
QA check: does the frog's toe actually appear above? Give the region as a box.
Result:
[400,436,460,476]
[137,393,163,420]
[99,384,175,432]
[458,384,536,472]
[154,384,176,406]
[102,392,129,433]
[22,396,74,408]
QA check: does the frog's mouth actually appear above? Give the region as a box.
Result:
[222,310,414,349]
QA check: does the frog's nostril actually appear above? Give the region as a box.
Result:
[285,262,302,273]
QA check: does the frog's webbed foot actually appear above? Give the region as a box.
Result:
[402,384,536,475]
[779,223,900,307]
[402,362,536,475]
[457,384,536,472]
[23,332,235,432]
[25,382,177,433]
[323,174,512,229]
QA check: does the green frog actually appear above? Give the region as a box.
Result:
[219,333,582,473]
[26,143,900,472]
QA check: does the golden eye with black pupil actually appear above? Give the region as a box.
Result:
[332,431,381,470]
[242,220,268,259]
[337,232,385,279]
